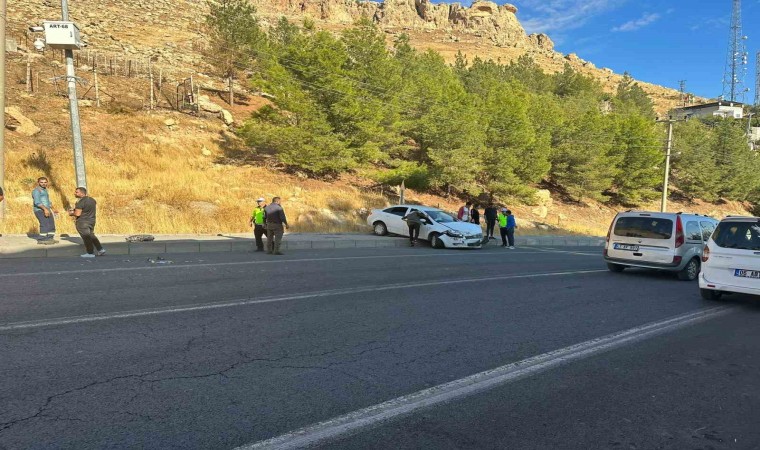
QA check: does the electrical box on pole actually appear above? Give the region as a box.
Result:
[42,21,83,50]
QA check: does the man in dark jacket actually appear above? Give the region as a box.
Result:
[68,187,106,258]
[402,209,429,247]
[484,204,498,240]
[264,197,288,255]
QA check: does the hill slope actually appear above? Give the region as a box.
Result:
[2,0,744,238]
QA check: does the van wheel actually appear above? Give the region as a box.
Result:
[373,221,388,236]
[678,258,700,281]
[700,288,723,301]
[430,233,445,249]
[607,263,625,273]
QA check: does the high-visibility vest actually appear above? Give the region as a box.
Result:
[498,213,508,228]
[252,206,266,225]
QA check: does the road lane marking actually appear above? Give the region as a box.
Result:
[523,246,601,256]
[0,269,606,332]
[0,251,542,279]
[238,306,734,450]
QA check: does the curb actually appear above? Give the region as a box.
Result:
[0,236,605,259]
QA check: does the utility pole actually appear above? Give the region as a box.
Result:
[755,51,760,107]
[0,0,7,219]
[656,118,686,212]
[61,0,87,188]
[661,120,674,213]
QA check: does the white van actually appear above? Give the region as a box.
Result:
[603,211,719,281]
[699,216,760,300]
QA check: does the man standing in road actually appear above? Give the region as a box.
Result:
[32,177,57,241]
[484,203,498,241]
[497,208,509,248]
[402,209,428,247]
[505,209,517,249]
[249,198,267,252]
[264,197,288,255]
[68,187,106,258]
[457,202,471,223]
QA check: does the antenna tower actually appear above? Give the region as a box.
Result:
[755,51,760,106]
[722,0,748,102]
[678,80,687,107]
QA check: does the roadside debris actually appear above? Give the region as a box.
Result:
[147,256,173,265]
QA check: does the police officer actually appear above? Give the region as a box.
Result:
[249,198,267,252]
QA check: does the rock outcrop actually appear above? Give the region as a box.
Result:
[250,0,527,46]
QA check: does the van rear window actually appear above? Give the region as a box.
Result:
[613,217,673,239]
[712,222,760,250]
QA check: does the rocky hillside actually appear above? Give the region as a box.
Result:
[7,0,695,114]
[248,0,695,113]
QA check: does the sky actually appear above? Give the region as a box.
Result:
[434,0,760,102]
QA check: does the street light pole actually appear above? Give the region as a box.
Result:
[61,0,87,189]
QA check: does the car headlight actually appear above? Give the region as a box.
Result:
[445,230,464,238]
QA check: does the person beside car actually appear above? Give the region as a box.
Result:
[505,209,517,249]
[457,202,471,223]
[484,204,498,240]
[470,204,480,226]
[403,209,428,247]
[497,208,509,248]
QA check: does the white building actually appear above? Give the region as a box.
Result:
[672,101,746,120]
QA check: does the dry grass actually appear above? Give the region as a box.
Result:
[2,97,391,235]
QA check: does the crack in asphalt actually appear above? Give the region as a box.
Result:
[0,323,435,434]
[0,366,166,432]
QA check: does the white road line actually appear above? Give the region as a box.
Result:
[524,246,601,256]
[238,306,734,450]
[0,269,605,332]
[0,251,540,279]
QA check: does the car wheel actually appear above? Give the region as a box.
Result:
[607,263,625,273]
[430,233,445,249]
[700,288,723,301]
[373,221,388,236]
[677,258,700,281]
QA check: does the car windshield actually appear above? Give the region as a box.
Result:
[712,221,760,250]
[613,217,673,239]
[421,210,457,223]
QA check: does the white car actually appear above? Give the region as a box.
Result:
[699,216,760,300]
[367,205,483,249]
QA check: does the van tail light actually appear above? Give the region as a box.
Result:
[604,215,617,256]
[674,216,685,248]
[702,245,710,263]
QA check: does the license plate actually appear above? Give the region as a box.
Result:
[734,269,760,279]
[614,243,639,251]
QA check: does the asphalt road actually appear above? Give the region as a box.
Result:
[0,243,757,449]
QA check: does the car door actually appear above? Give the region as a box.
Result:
[683,220,704,260]
[608,215,676,264]
[706,220,760,287]
[384,207,409,235]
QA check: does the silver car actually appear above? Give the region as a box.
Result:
[603,211,719,281]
